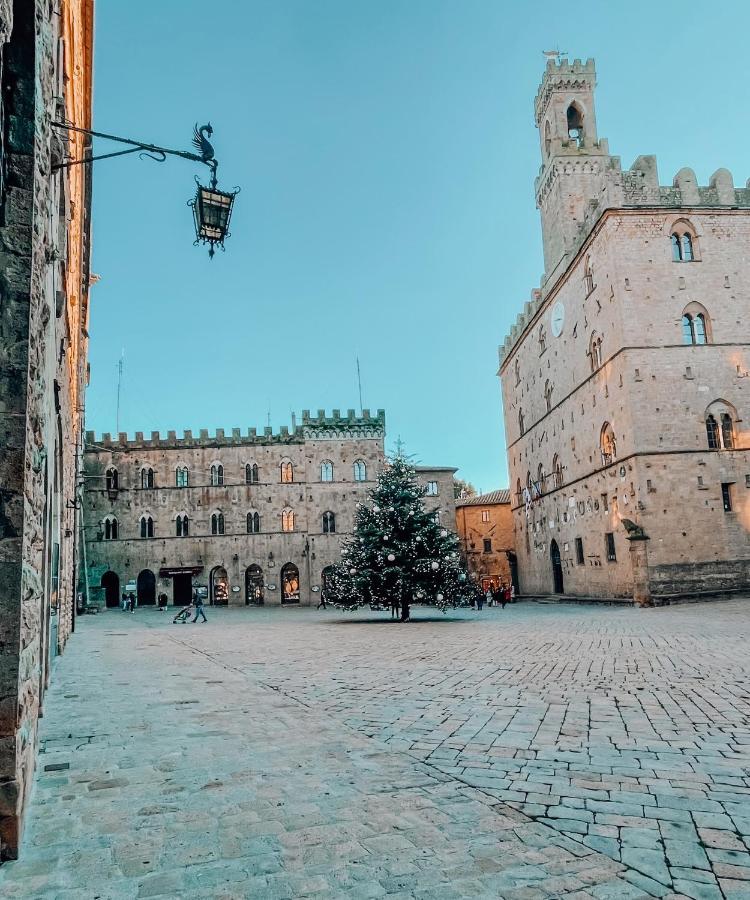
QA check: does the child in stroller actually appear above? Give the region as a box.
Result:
[172,603,194,624]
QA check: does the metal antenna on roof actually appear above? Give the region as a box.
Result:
[115,349,124,433]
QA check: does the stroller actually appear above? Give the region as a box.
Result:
[172,604,194,624]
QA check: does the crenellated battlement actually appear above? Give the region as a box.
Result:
[534,57,596,125]
[85,409,386,452]
[499,152,750,368]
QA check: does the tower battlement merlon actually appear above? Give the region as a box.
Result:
[534,57,597,126]
[83,409,387,451]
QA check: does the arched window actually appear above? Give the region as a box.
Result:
[140,516,154,539]
[245,463,259,484]
[552,454,563,489]
[536,463,545,496]
[175,466,189,487]
[514,358,521,386]
[281,508,294,532]
[104,517,118,540]
[211,512,225,535]
[706,415,720,450]
[705,401,737,450]
[516,478,522,504]
[176,514,189,537]
[280,460,293,483]
[670,221,699,261]
[538,326,546,355]
[519,408,525,437]
[141,468,154,489]
[210,464,224,486]
[567,103,583,146]
[247,511,260,533]
[105,468,118,491]
[544,379,553,413]
[544,120,551,158]
[322,511,336,533]
[681,304,710,345]
[721,413,735,449]
[589,332,603,370]
[600,423,617,465]
[320,460,334,482]
[353,459,367,481]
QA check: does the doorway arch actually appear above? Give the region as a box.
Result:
[245,565,264,605]
[210,566,229,606]
[321,565,334,602]
[137,569,156,605]
[102,571,120,608]
[550,540,564,594]
[281,563,300,604]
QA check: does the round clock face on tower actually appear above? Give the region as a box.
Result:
[551,301,565,337]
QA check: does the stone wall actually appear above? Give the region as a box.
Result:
[498,59,750,603]
[0,0,92,860]
[82,419,460,609]
[455,491,514,589]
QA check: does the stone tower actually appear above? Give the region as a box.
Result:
[534,58,615,279]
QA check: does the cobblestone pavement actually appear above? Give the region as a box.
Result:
[1,601,749,898]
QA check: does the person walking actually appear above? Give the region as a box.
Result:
[485,587,493,608]
[120,591,127,611]
[390,595,400,620]
[477,589,485,612]
[316,591,327,610]
[400,586,410,622]
[503,584,511,609]
[191,590,207,623]
[128,592,136,613]
[510,583,516,603]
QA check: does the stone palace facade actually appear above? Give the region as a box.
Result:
[83,411,457,608]
[498,58,750,604]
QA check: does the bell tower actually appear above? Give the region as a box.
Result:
[534,58,617,278]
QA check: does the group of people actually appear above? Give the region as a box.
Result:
[476,582,514,610]
[120,592,136,613]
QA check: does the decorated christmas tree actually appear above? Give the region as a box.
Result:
[326,453,473,612]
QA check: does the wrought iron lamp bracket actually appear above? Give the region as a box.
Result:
[50,121,215,173]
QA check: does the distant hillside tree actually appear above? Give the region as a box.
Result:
[454,478,477,499]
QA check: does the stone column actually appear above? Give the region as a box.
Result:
[628,535,652,608]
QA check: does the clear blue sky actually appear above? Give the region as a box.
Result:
[87,0,750,492]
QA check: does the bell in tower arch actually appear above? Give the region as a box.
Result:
[567,103,584,147]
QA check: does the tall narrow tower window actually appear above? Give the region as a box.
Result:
[544,120,551,158]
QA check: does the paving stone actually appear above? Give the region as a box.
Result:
[3,602,750,896]
[663,840,710,871]
[620,848,671,886]
[671,879,723,900]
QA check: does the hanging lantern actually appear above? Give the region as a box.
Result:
[190,179,239,258]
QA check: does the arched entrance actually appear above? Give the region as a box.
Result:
[102,571,120,608]
[137,569,156,605]
[281,563,300,604]
[245,565,264,605]
[321,565,334,602]
[210,566,229,606]
[550,540,564,594]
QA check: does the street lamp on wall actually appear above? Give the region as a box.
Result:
[51,121,239,258]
